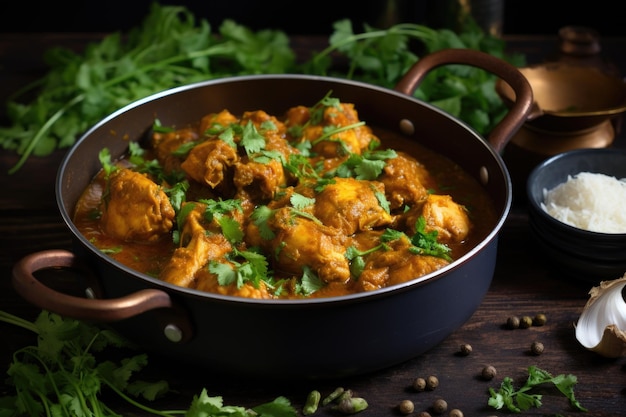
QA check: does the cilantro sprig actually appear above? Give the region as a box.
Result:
[1,5,522,174]
[1,4,295,174]
[488,365,587,413]
[0,310,298,417]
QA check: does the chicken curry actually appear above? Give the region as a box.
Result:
[73,92,497,299]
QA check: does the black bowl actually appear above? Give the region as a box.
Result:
[526,148,626,282]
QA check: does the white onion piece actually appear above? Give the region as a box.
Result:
[575,275,626,358]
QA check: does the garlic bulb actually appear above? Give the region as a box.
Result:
[575,275,626,358]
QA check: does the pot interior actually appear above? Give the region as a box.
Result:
[58,74,511,299]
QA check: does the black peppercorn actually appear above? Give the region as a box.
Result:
[431,398,447,414]
[482,365,497,380]
[531,341,544,355]
[459,343,472,356]
[506,316,520,329]
[398,399,414,415]
[426,375,439,390]
[520,315,533,329]
[533,313,547,326]
[449,409,464,417]
[413,377,426,391]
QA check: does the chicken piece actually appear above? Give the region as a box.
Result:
[100,168,175,242]
[151,127,199,174]
[181,138,239,189]
[233,157,286,200]
[232,111,295,199]
[159,202,233,288]
[192,265,272,299]
[417,194,471,244]
[284,105,310,128]
[178,110,242,189]
[241,110,288,138]
[198,109,239,134]
[293,103,377,158]
[262,207,350,283]
[356,235,450,291]
[379,151,432,211]
[314,177,393,235]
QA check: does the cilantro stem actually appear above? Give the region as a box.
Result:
[312,121,366,145]
[7,42,237,175]
[0,310,39,333]
[100,379,186,416]
[8,93,85,174]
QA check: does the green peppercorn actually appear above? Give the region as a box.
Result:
[337,389,353,402]
[417,412,432,417]
[533,313,547,326]
[506,316,520,329]
[426,375,439,390]
[482,365,497,380]
[459,343,472,356]
[449,409,464,417]
[322,387,345,406]
[397,399,414,415]
[413,377,426,391]
[531,341,544,355]
[431,398,447,414]
[303,390,321,416]
[520,315,533,329]
[335,397,368,414]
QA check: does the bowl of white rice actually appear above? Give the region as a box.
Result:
[526,148,626,282]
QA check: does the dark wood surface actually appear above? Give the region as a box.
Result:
[2,33,626,416]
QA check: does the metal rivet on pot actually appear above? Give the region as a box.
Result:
[85,287,96,299]
[164,323,183,343]
[479,166,489,185]
[399,118,415,135]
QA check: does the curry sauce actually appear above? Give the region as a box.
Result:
[73,94,498,299]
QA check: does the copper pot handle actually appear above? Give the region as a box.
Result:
[394,48,534,153]
[12,249,194,342]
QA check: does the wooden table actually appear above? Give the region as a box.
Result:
[2,33,626,416]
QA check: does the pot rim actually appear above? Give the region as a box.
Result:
[56,73,512,306]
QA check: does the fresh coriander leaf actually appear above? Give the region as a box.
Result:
[240,121,266,156]
[373,189,390,213]
[210,261,238,286]
[164,180,189,212]
[252,149,285,164]
[199,198,243,222]
[488,366,587,413]
[251,205,276,240]
[410,217,452,261]
[296,266,324,296]
[218,127,237,148]
[125,379,171,402]
[218,215,244,243]
[171,141,198,157]
[152,118,174,133]
[251,396,298,417]
[290,193,315,210]
[98,147,117,178]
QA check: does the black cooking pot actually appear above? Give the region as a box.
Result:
[12,49,533,380]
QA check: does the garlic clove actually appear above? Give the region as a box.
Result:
[575,274,626,358]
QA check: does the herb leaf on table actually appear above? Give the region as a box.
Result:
[488,365,587,413]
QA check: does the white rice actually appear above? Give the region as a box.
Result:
[541,172,626,233]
